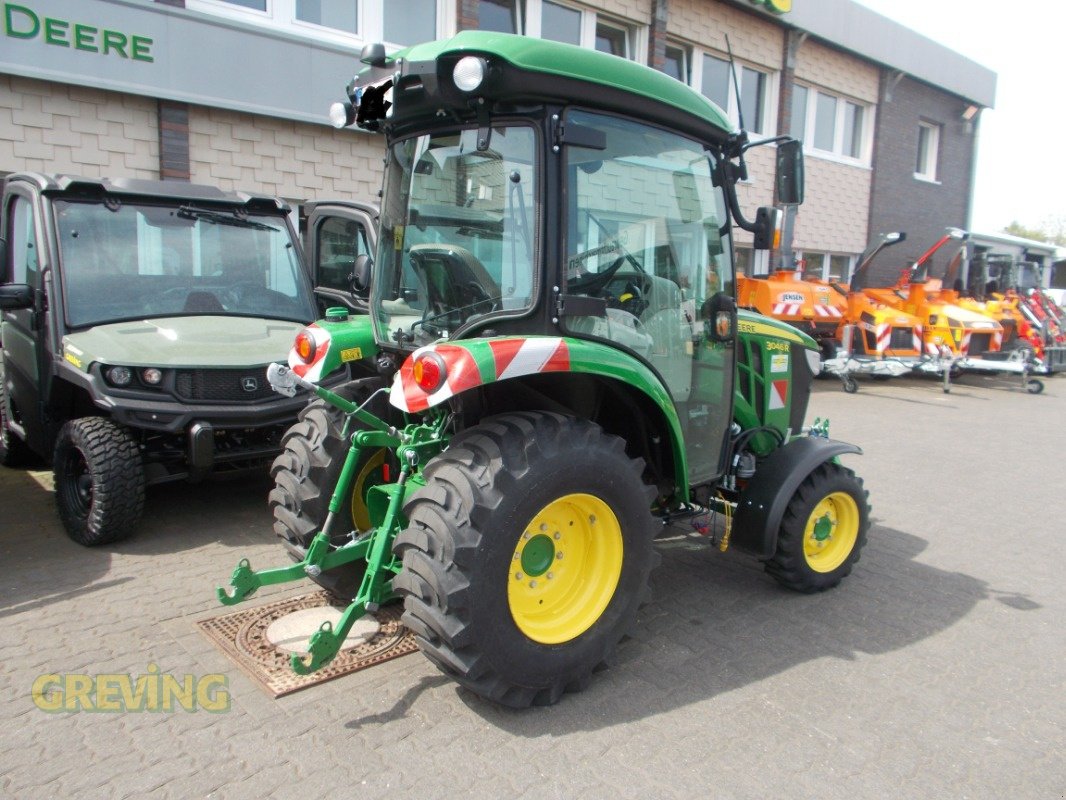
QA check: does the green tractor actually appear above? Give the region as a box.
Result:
[218,32,870,707]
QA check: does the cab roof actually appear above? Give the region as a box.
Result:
[6,172,291,213]
[379,31,734,143]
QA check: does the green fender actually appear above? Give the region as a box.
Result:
[389,336,688,488]
[289,313,379,382]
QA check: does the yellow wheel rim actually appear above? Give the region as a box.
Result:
[350,449,387,532]
[803,491,859,573]
[508,493,623,645]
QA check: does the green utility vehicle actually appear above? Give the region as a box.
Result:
[0,173,330,545]
[218,32,870,707]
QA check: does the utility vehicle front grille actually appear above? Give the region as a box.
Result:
[174,368,275,403]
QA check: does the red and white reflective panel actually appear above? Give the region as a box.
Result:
[813,305,842,318]
[771,303,801,316]
[768,379,789,410]
[876,324,890,353]
[390,338,570,414]
[288,324,332,382]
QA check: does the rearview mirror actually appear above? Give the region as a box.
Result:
[775,139,804,206]
[351,253,372,297]
[752,206,781,250]
[0,283,33,310]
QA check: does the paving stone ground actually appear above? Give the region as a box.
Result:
[1,371,1063,799]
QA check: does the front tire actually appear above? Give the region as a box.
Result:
[269,378,392,599]
[765,462,869,593]
[393,412,658,708]
[53,417,145,546]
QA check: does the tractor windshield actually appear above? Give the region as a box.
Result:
[371,125,538,345]
[54,199,315,328]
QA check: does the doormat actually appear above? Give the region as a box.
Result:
[197,591,417,697]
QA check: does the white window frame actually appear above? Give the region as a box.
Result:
[663,41,691,85]
[793,250,858,281]
[915,120,941,183]
[515,1,646,64]
[690,51,777,137]
[185,0,455,50]
[791,83,873,167]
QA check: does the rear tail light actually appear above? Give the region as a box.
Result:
[294,330,316,363]
[412,352,447,393]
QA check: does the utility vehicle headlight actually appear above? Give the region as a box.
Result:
[142,368,163,385]
[453,56,487,92]
[106,366,132,387]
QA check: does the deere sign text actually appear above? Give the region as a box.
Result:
[3,3,154,62]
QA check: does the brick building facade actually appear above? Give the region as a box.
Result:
[1,0,996,281]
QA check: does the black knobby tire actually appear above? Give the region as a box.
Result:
[392,411,659,708]
[0,379,33,468]
[764,462,870,593]
[53,417,145,546]
[269,378,391,600]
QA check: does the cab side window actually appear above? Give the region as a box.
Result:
[7,196,39,287]
[316,216,369,292]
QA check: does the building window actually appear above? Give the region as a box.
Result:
[480,0,523,33]
[595,21,629,57]
[187,0,449,48]
[693,53,774,136]
[384,0,438,45]
[916,121,941,182]
[481,2,641,61]
[795,251,856,281]
[296,0,357,34]
[792,84,871,164]
[541,1,581,46]
[663,43,690,84]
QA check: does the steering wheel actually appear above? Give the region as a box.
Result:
[221,281,265,309]
[144,286,192,314]
[464,280,499,312]
[616,280,647,317]
[568,255,627,297]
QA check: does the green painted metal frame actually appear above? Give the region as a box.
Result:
[216,381,449,675]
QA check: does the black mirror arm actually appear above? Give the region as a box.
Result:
[721,159,757,233]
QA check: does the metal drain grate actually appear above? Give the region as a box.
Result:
[197,591,417,697]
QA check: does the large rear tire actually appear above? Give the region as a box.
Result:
[269,378,392,600]
[53,417,145,546]
[765,462,869,593]
[393,412,658,708]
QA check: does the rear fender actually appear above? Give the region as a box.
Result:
[289,315,378,382]
[731,436,862,558]
[389,336,688,487]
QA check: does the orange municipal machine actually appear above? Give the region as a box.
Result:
[820,232,929,391]
[736,268,846,360]
[860,229,1047,393]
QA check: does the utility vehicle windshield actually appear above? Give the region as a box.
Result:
[54,199,315,328]
[372,126,537,345]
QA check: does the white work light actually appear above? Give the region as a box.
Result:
[328,101,355,129]
[453,56,487,92]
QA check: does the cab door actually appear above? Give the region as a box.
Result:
[1,185,48,454]
[303,202,377,316]
[560,110,735,487]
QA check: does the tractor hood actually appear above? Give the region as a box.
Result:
[61,316,304,371]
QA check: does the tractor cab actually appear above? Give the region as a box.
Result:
[338,32,802,486]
